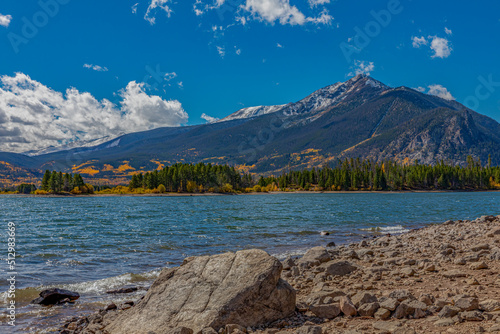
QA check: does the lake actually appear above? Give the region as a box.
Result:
[0,192,499,332]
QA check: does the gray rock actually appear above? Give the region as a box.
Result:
[379,298,399,311]
[298,247,331,266]
[339,296,357,316]
[358,302,379,317]
[455,297,479,311]
[459,310,484,321]
[281,257,296,270]
[479,299,500,312]
[351,292,377,307]
[309,303,341,319]
[438,305,461,318]
[103,249,296,334]
[389,290,415,302]
[319,260,357,276]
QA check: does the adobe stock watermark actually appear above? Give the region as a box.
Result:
[7,0,71,54]
[215,0,244,23]
[340,0,404,64]
[234,114,292,165]
[463,75,500,111]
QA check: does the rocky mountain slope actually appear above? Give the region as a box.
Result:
[1,75,499,185]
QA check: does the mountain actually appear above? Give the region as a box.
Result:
[1,74,499,186]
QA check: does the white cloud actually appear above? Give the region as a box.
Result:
[235,48,241,55]
[0,13,12,28]
[445,27,452,35]
[217,46,225,58]
[242,0,332,26]
[411,34,452,59]
[349,60,374,76]
[83,64,109,72]
[132,3,138,14]
[277,43,284,48]
[0,73,188,153]
[178,81,183,89]
[414,87,426,92]
[412,36,428,48]
[427,84,454,100]
[145,0,173,25]
[308,0,330,6]
[201,113,219,123]
[429,36,452,58]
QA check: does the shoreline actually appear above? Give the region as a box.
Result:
[2,189,500,198]
[53,214,500,334]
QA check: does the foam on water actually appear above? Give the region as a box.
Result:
[359,224,410,234]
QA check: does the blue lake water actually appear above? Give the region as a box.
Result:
[0,192,498,332]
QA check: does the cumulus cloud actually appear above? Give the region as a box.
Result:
[411,34,452,59]
[427,84,455,101]
[83,64,109,72]
[349,60,374,76]
[201,113,219,123]
[445,27,452,35]
[145,0,173,25]
[429,36,452,58]
[412,36,428,48]
[240,0,332,26]
[0,13,12,28]
[132,3,139,14]
[0,73,188,153]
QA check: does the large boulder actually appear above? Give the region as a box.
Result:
[104,249,296,334]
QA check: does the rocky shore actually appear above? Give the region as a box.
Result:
[59,214,500,334]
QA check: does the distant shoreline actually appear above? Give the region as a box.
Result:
[2,189,500,197]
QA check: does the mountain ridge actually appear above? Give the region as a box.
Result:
[1,75,499,186]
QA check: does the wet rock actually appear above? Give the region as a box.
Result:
[103,249,296,334]
[106,286,139,294]
[30,288,80,306]
[105,303,117,311]
[326,242,336,248]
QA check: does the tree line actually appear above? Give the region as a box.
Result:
[40,170,94,194]
[128,163,253,193]
[257,155,500,191]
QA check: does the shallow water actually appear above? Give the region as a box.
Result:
[0,192,499,332]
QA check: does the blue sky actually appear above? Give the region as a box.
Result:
[0,0,499,152]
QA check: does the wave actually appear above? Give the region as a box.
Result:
[359,225,409,234]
